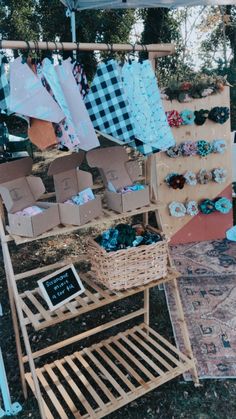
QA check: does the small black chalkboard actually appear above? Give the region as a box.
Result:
[38,264,85,311]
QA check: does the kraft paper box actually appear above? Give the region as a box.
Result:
[87,146,150,213]
[48,152,102,226]
[0,157,60,237]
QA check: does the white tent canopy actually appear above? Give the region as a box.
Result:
[60,0,234,10]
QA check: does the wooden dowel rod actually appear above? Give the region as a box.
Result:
[0,40,175,54]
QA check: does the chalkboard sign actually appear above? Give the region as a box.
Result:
[38,264,85,311]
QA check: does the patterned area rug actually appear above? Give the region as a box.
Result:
[165,239,236,380]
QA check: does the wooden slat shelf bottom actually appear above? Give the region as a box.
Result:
[19,269,179,331]
[25,323,194,419]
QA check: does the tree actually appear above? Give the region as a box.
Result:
[198,6,236,129]
[140,8,193,85]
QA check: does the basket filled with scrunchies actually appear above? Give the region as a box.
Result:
[87,223,169,290]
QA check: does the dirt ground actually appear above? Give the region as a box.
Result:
[1,148,236,419]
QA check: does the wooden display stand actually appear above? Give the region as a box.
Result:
[0,41,199,419]
[153,87,233,244]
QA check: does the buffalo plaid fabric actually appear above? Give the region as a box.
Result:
[0,56,10,112]
[85,60,135,144]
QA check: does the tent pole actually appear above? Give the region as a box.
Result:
[71,11,76,43]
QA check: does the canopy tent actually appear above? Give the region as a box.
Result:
[60,0,233,9]
[61,0,234,41]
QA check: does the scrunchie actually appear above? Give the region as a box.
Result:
[194,109,209,126]
[186,200,199,216]
[212,168,227,184]
[166,174,186,189]
[166,145,182,158]
[215,197,232,214]
[197,140,213,157]
[199,199,216,214]
[169,202,186,217]
[212,139,226,154]
[181,141,198,156]
[184,170,197,186]
[180,109,195,125]
[197,169,213,184]
[166,110,183,127]
[208,107,230,124]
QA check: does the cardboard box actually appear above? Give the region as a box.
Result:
[87,146,150,213]
[0,157,60,237]
[48,152,102,226]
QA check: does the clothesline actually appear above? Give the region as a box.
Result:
[0,40,175,56]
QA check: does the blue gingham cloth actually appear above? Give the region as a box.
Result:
[0,55,10,112]
[85,60,135,144]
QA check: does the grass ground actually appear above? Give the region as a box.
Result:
[1,149,236,419]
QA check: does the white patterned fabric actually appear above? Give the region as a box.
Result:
[122,60,175,155]
[56,58,99,151]
[9,57,65,123]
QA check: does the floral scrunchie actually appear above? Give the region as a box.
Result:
[208,107,230,124]
[197,140,212,157]
[166,145,182,158]
[197,169,213,184]
[186,200,199,216]
[184,170,197,186]
[212,168,227,183]
[180,109,195,125]
[169,202,186,217]
[212,139,226,154]
[181,141,198,156]
[166,110,183,127]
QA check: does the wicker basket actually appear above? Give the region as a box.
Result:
[87,226,169,290]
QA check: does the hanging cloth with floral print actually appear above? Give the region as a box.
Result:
[56,58,99,151]
[72,61,89,100]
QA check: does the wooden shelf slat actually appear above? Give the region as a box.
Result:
[25,323,194,419]
[19,269,179,331]
[5,203,161,245]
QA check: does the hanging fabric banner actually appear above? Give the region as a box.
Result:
[9,57,65,123]
[56,58,99,151]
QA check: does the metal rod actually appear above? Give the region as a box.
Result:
[0,40,175,55]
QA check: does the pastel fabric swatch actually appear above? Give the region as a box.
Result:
[56,58,99,151]
[122,60,175,154]
[85,59,136,144]
[9,57,64,123]
[0,55,10,112]
[41,58,80,150]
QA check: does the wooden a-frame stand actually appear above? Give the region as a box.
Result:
[0,41,199,419]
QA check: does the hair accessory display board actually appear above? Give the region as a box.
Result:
[153,87,233,244]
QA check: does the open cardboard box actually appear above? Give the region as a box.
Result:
[87,146,150,213]
[48,152,102,226]
[0,157,60,237]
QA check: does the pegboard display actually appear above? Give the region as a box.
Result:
[154,87,233,244]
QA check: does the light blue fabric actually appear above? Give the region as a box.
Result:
[122,60,175,153]
[226,226,236,242]
[42,59,77,135]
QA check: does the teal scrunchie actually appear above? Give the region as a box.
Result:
[180,109,195,125]
[197,140,212,157]
[199,199,216,214]
[215,197,232,214]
